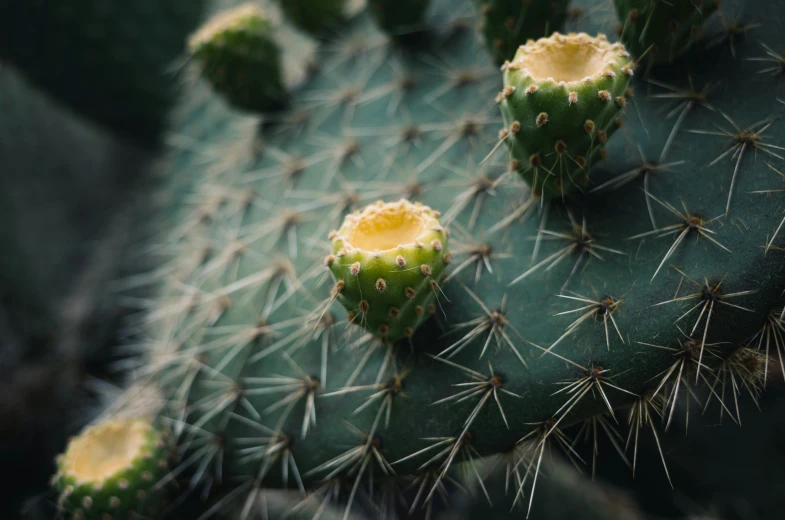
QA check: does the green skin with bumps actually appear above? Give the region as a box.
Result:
[368,0,431,36]
[191,8,287,114]
[65,0,785,517]
[328,201,449,343]
[54,422,168,520]
[613,0,719,65]
[500,34,633,198]
[473,0,571,65]
[274,0,347,36]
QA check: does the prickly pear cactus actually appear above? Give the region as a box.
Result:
[75,0,785,517]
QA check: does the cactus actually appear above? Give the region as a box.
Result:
[53,417,169,519]
[613,0,719,66]
[190,4,288,113]
[499,32,633,197]
[473,0,572,65]
[54,0,785,518]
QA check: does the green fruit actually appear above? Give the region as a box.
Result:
[613,0,719,65]
[53,418,168,520]
[190,4,287,113]
[473,0,571,64]
[499,32,633,198]
[328,199,450,342]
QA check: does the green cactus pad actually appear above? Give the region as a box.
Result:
[53,418,168,520]
[499,32,633,198]
[368,0,431,37]
[473,0,571,65]
[613,0,719,65]
[275,0,347,36]
[189,4,287,113]
[328,199,450,343]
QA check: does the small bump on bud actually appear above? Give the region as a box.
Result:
[510,121,521,134]
[431,240,442,251]
[597,130,608,144]
[421,264,432,276]
[568,91,578,105]
[359,300,370,313]
[405,287,417,299]
[598,90,611,102]
[536,112,549,127]
[615,96,626,107]
[375,278,387,292]
[554,140,567,154]
[396,255,406,268]
[331,279,345,297]
[584,120,595,133]
[389,307,400,319]
[443,253,452,264]
[529,152,542,167]
[324,254,335,267]
[404,327,414,337]
[378,324,389,335]
[414,305,425,316]
[525,84,539,95]
[427,304,436,314]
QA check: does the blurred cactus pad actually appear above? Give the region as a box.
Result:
[67,0,785,518]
